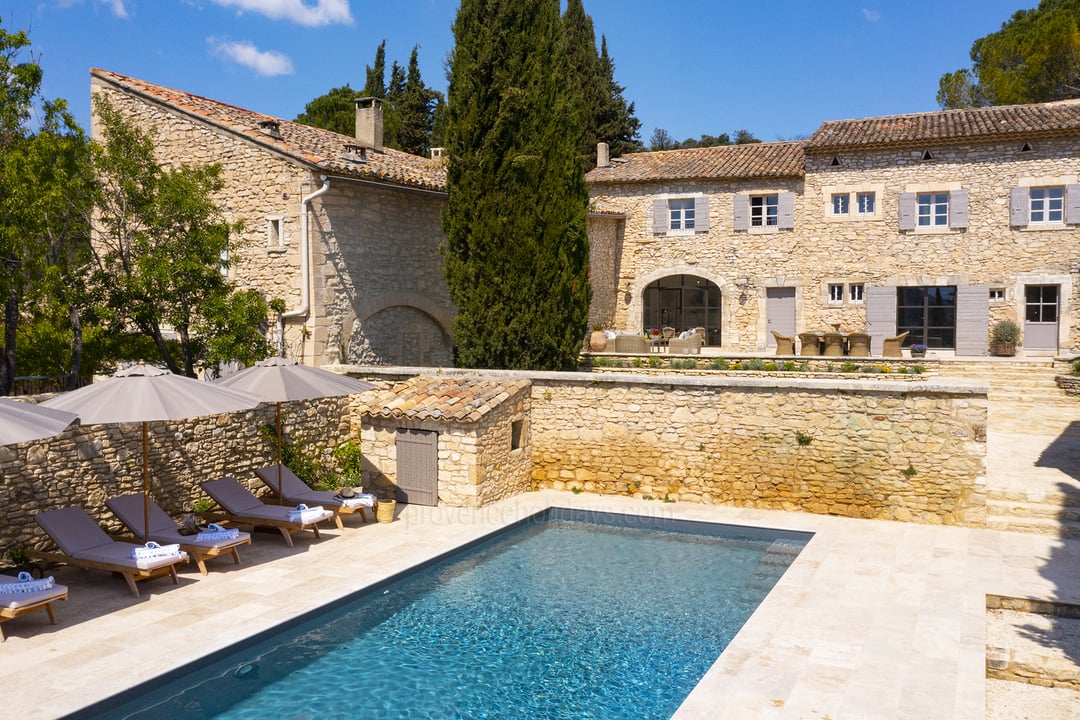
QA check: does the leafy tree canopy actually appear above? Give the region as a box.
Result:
[938,0,1080,107]
[649,127,760,150]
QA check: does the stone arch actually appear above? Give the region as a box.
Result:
[627,265,735,344]
[345,292,455,366]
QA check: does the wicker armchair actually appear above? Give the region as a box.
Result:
[822,332,846,356]
[846,332,871,357]
[611,334,649,353]
[771,331,795,355]
[668,334,704,354]
[798,332,822,356]
[882,331,909,358]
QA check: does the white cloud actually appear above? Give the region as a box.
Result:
[208,38,295,76]
[211,0,353,27]
[861,8,881,22]
[101,0,129,18]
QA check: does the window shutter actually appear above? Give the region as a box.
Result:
[652,198,668,233]
[949,189,969,228]
[693,196,710,232]
[733,195,749,231]
[778,192,795,229]
[865,286,897,356]
[955,285,989,356]
[1009,187,1028,227]
[1067,185,1080,224]
[898,193,916,230]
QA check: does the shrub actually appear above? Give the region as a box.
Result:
[840,362,859,373]
[1071,358,1080,376]
[671,358,697,369]
[992,319,1021,343]
[762,361,778,371]
[710,358,730,370]
[747,358,765,370]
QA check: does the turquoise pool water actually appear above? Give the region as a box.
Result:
[80,508,809,720]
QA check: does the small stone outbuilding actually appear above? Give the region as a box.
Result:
[361,376,532,507]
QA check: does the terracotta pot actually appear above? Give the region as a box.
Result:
[589,330,608,352]
[991,340,1016,357]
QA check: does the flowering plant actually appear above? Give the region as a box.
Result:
[647,328,661,337]
[911,344,928,353]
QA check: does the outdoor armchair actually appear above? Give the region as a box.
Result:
[798,332,822,356]
[771,331,795,355]
[846,332,871,357]
[882,331,910,358]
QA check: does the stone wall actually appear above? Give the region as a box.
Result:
[588,136,1080,354]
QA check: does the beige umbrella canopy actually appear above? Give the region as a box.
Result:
[42,363,262,539]
[0,398,78,445]
[214,357,374,498]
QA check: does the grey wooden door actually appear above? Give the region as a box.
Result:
[1024,284,1059,351]
[396,428,439,506]
[956,285,990,356]
[766,287,796,347]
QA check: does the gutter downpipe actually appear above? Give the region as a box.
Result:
[279,175,330,357]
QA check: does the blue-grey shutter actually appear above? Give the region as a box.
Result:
[865,285,897,356]
[652,198,668,233]
[898,193,916,230]
[777,192,795,229]
[733,195,749,231]
[955,285,989,356]
[693,196,710,232]
[1009,187,1028,227]
[1067,185,1080,224]
[949,189,969,228]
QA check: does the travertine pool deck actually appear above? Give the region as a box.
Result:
[2,491,1078,719]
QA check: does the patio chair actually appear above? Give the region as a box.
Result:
[610,334,649,353]
[882,331,909,358]
[200,477,335,547]
[255,465,376,526]
[667,333,704,354]
[106,493,252,575]
[771,331,795,355]
[798,332,822,356]
[0,573,68,641]
[846,332,871,357]
[30,507,189,598]
[822,332,846,356]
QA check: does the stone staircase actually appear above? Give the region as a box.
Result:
[935,359,1080,538]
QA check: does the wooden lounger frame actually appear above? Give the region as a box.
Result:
[0,587,68,641]
[25,549,185,598]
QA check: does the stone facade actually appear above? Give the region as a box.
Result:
[90,70,453,368]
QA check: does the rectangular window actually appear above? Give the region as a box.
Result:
[831,194,849,216]
[989,288,1005,302]
[669,198,695,230]
[849,283,864,303]
[750,195,778,227]
[917,193,949,227]
[828,283,844,303]
[856,192,875,215]
[1030,187,1064,223]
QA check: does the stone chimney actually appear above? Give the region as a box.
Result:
[596,141,610,168]
[354,97,383,151]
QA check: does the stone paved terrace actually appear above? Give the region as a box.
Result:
[2,491,1079,720]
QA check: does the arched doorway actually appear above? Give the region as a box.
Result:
[642,274,722,346]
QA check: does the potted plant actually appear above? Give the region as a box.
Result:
[589,324,608,352]
[910,343,928,358]
[990,319,1021,356]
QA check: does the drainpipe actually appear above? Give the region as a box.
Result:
[280,175,330,356]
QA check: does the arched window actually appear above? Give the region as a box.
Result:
[642,275,722,345]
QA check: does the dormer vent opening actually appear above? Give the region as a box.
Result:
[343,143,368,163]
[258,120,282,139]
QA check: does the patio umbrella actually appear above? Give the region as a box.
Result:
[0,397,78,445]
[41,363,262,539]
[214,357,374,499]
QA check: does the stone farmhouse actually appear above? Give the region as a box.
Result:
[586,102,1080,356]
[92,68,1080,363]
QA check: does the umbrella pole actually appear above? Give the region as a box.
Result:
[142,421,150,541]
[276,402,284,500]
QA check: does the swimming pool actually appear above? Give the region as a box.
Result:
[76,508,810,719]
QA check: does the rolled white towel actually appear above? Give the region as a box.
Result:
[195,523,240,542]
[0,571,55,594]
[287,504,326,523]
[340,493,376,508]
[131,541,182,560]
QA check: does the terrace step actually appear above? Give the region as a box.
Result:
[985,516,1080,539]
[986,604,1080,692]
[986,499,1080,523]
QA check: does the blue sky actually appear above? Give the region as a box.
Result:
[19,0,1031,146]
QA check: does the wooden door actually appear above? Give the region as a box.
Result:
[396,428,439,506]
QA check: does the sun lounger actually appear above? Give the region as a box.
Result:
[30,507,189,598]
[0,572,68,641]
[255,465,376,527]
[106,493,252,575]
[200,477,334,547]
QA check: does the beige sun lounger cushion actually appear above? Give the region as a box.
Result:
[254,465,374,526]
[32,507,188,597]
[0,573,69,641]
[200,477,334,547]
[106,493,252,576]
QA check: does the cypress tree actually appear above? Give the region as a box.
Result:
[362,39,387,98]
[597,36,642,157]
[442,0,590,370]
[562,0,604,171]
[397,46,436,157]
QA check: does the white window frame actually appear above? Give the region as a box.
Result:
[917,192,949,227]
[821,185,883,221]
[831,194,849,216]
[1029,186,1064,224]
[669,198,696,231]
[750,194,778,227]
[989,288,1006,303]
[849,283,865,304]
[827,283,844,304]
[856,192,875,216]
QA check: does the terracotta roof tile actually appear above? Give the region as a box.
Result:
[92,68,447,192]
[585,142,805,184]
[805,99,1080,151]
[367,376,531,425]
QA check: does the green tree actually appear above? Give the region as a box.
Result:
[396,46,438,156]
[938,0,1080,108]
[294,85,356,136]
[649,127,676,150]
[596,35,642,157]
[89,96,270,377]
[362,39,387,98]
[442,0,591,370]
